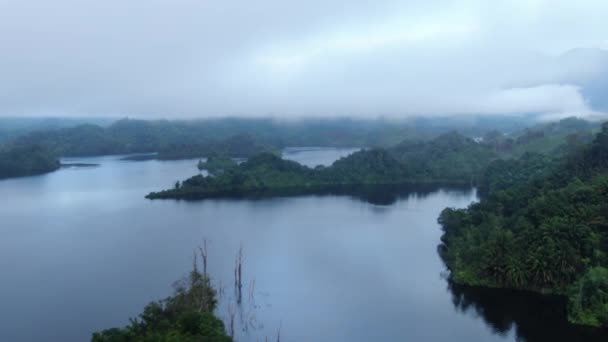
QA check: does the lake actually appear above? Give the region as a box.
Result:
[0,148,603,341]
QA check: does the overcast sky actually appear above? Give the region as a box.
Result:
[1,0,607,119]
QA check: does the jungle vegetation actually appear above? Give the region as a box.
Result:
[0,144,60,179]
[439,122,608,327]
[91,264,231,342]
[146,118,602,200]
[197,154,238,176]
[147,149,412,199]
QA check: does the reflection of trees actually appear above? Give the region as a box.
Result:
[340,184,441,205]
[447,282,607,342]
[210,184,474,206]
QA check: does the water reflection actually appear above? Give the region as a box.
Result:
[170,184,475,206]
[5,147,602,342]
[447,282,607,342]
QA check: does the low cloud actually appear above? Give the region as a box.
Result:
[0,0,607,120]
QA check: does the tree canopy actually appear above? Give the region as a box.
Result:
[439,122,608,327]
[0,144,60,179]
[92,265,231,342]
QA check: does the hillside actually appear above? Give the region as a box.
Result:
[146,149,411,199]
[390,131,498,183]
[0,145,60,179]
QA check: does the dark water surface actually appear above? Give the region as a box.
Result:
[0,148,604,341]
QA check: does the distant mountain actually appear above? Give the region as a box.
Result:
[0,117,113,143]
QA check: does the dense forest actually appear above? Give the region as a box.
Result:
[0,145,60,179]
[146,119,601,200]
[439,122,608,327]
[12,122,275,160]
[387,117,599,185]
[92,263,231,342]
[5,116,578,158]
[4,116,540,155]
[197,154,238,176]
[0,116,598,182]
[120,134,276,161]
[389,131,497,183]
[0,117,113,143]
[147,149,411,199]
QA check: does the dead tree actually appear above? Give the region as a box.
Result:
[235,246,244,304]
[191,251,199,287]
[249,278,256,304]
[228,302,236,339]
[198,239,208,277]
[276,323,281,342]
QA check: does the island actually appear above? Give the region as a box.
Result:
[147,149,411,199]
[146,117,600,200]
[146,123,600,200]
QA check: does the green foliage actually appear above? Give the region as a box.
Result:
[569,267,608,326]
[151,127,592,200]
[91,268,230,342]
[390,132,498,183]
[155,134,276,160]
[0,144,60,179]
[198,154,238,176]
[10,116,587,158]
[478,152,555,194]
[506,117,597,157]
[147,149,413,199]
[11,119,275,159]
[439,123,608,327]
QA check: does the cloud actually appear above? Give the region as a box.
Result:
[0,0,607,119]
[479,85,595,116]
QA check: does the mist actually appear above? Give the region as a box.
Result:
[1,0,607,120]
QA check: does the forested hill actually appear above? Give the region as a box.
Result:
[5,116,537,154]
[481,117,598,156]
[439,122,608,327]
[4,116,598,160]
[11,121,274,159]
[0,116,598,180]
[389,131,498,183]
[0,145,60,180]
[387,117,599,184]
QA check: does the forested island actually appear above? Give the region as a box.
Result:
[147,149,410,199]
[439,122,608,327]
[145,132,499,200]
[146,119,597,200]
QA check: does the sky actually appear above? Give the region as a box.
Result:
[0,0,607,119]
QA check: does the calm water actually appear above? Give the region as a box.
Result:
[282,147,360,167]
[0,149,604,341]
